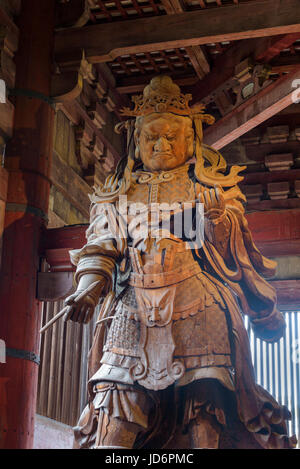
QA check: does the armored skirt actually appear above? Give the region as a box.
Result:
[73,265,295,449]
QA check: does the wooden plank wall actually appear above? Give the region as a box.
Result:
[37,300,100,427]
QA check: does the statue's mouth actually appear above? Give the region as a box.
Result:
[152,152,173,159]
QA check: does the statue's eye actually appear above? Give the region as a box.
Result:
[146,134,157,141]
[167,135,176,141]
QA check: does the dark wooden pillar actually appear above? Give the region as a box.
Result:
[0,0,55,449]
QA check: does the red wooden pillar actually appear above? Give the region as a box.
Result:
[0,166,8,267]
[0,0,55,449]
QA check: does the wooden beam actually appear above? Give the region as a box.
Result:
[51,71,83,103]
[246,199,300,212]
[256,33,300,62]
[246,208,300,244]
[255,239,300,257]
[115,73,198,94]
[188,38,263,105]
[42,225,87,251]
[51,151,92,219]
[160,0,183,14]
[203,69,300,150]
[185,45,210,79]
[242,169,300,186]
[40,211,300,308]
[55,0,90,28]
[37,271,74,301]
[269,279,300,311]
[159,0,210,79]
[55,0,300,67]
[189,34,300,105]
[59,97,121,162]
[42,207,300,260]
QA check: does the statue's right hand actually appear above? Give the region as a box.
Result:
[63,290,96,324]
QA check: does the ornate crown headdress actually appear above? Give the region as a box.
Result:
[120,75,215,126]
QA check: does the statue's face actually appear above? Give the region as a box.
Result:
[137,114,194,171]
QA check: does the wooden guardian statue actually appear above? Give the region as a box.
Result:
[63,76,297,449]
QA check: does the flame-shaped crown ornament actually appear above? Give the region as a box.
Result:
[120,75,215,125]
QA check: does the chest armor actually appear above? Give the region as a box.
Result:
[104,165,231,390]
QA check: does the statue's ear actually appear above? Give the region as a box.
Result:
[133,128,140,160]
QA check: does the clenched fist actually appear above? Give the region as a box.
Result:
[63,275,104,324]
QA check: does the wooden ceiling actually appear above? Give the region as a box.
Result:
[84,0,254,24]
[53,0,300,182]
[55,0,300,108]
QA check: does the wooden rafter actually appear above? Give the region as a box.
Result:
[256,33,300,62]
[160,0,210,80]
[148,0,160,14]
[97,0,113,20]
[190,33,300,105]
[131,0,144,17]
[41,207,300,266]
[54,0,300,67]
[203,69,300,149]
[185,45,210,79]
[189,38,262,104]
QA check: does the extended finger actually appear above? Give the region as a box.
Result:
[63,305,74,322]
[215,185,225,210]
[203,190,211,211]
[199,191,205,208]
[210,188,218,208]
[65,293,78,305]
[214,185,220,203]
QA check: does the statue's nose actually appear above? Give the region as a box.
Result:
[154,137,170,151]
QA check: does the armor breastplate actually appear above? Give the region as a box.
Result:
[104,165,231,390]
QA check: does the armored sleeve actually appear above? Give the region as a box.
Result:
[69,202,127,293]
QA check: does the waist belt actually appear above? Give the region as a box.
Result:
[128,262,202,288]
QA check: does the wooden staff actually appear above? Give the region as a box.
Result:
[40,280,102,334]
